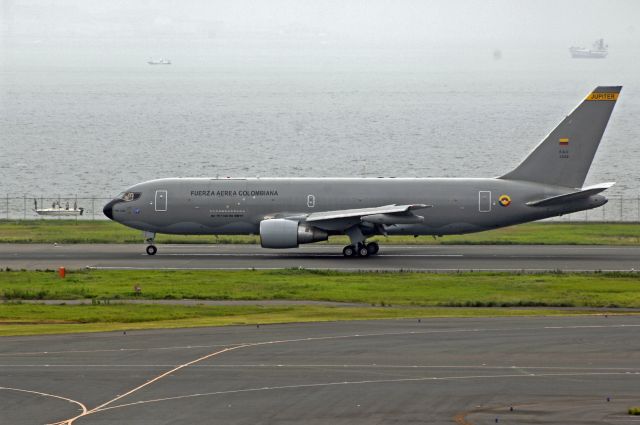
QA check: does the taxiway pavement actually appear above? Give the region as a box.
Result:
[1,316,639,424]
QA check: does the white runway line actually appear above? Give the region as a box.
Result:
[3,363,639,372]
[155,253,463,257]
[157,245,639,251]
[0,343,235,357]
[87,266,638,272]
[91,370,640,415]
[6,322,638,358]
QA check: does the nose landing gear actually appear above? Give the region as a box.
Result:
[144,231,157,256]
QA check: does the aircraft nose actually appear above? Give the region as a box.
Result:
[103,200,115,220]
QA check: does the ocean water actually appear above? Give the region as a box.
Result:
[1,45,639,216]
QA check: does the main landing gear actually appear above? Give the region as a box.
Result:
[342,225,380,258]
[144,231,157,256]
[342,242,379,258]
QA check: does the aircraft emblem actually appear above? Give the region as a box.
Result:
[498,194,511,207]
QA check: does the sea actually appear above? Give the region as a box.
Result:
[1,42,639,219]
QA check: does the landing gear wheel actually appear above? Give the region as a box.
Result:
[146,245,157,256]
[342,245,356,257]
[366,242,379,255]
[357,244,370,257]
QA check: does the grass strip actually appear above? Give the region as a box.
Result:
[0,303,625,337]
[2,269,640,308]
[1,220,640,245]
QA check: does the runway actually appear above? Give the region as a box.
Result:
[1,316,639,424]
[1,243,639,271]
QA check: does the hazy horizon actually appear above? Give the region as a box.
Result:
[2,0,640,50]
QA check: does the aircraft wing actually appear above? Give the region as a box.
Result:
[526,182,615,207]
[305,204,431,227]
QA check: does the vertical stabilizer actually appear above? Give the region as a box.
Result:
[500,86,621,188]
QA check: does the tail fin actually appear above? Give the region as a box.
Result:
[500,86,621,188]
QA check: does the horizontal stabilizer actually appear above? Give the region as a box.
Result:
[526,182,615,207]
[306,204,430,223]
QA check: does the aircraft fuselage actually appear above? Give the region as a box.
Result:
[105,177,606,237]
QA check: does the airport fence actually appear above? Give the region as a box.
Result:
[0,194,639,222]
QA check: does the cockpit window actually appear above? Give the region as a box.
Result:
[117,192,141,202]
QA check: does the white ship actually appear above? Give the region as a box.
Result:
[148,58,172,65]
[569,39,608,59]
[34,200,84,216]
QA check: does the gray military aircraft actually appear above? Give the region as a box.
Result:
[104,86,621,257]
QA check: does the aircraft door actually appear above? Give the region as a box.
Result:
[307,194,316,208]
[155,190,167,212]
[478,191,491,212]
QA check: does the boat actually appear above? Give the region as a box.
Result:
[569,39,608,59]
[148,58,172,65]
[34,199,84,216]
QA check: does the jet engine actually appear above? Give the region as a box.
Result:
[260,219,328,248]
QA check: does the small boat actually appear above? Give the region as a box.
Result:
[148,58,172,65]
[34,199,84,216]
[569,39,608,59]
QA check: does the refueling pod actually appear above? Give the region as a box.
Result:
[260,219,328,248]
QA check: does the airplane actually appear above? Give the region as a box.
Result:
[103,86,621,257]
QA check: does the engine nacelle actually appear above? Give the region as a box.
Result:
[260,219,328,248]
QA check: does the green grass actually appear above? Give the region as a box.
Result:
[0,303,622,337]
[629,407,640,416]
[2,269,640,308]
[2,269,640,336]
[1,220,640,245]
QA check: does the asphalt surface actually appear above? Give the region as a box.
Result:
[1,316,639,424]
[1,243,639,271]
